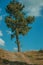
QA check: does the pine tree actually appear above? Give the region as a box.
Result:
[5,0,34,52]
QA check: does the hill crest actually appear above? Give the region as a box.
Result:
[0,49,43,65]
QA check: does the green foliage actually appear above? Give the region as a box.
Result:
[38,49,43,53]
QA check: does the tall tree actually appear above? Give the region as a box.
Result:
[5,0,34,52]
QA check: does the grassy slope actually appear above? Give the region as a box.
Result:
[0,49,43,65]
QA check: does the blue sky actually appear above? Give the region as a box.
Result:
[0,0,43,52]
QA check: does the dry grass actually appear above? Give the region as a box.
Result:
[0,49,43,65]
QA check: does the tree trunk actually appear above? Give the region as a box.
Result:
[16,29,21,52]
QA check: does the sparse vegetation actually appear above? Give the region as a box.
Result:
[0,49,43,65]
[38,49,43,53]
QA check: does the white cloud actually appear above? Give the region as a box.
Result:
[21,0,43,7]
[13,47,22,51]
[0,38,5,46]
[0,14,6,22]
[0,16,2,21]
[6,30,12,34]
[0,30,3,36]
[19,0,43,16]
[0,8,2,12]
[0,8,2,21]
[27,7,41,16]
[14,47,18,51]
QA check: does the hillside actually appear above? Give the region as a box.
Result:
[0,49,43,65]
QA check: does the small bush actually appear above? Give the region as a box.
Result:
[38,49,43,53]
